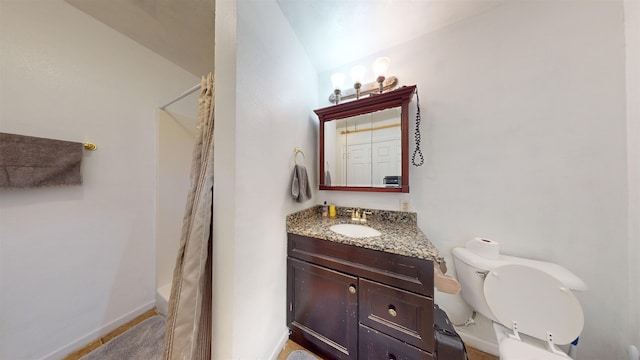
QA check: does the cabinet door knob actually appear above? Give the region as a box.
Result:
[388,305,397,317]
[348,285,356,294]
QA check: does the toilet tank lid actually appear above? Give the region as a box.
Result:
[452,247,588,291]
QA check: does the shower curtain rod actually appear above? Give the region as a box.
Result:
[159,83,201,110]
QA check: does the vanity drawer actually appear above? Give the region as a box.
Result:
[359,278,434,352]
[288,234,434,297]
[359,325,433,360]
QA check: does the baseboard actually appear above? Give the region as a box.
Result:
[456,329,499,356]
[39,300,156,360]
[268,328,291,360]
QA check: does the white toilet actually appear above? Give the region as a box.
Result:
[452,239,588,359]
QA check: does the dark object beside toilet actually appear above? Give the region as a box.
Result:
[434,304,468,360]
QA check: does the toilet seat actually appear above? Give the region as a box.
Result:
[484,264,584,358]
[499,335,570,359]
[494,323,571,359]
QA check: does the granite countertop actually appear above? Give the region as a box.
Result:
[286,206,443,263]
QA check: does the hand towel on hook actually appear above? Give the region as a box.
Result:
[291,164,312,203]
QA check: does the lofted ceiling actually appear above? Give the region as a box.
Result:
[277,0,505,72]
[65,0,215,77]
[65,0,504,76]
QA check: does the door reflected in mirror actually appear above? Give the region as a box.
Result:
[324,107,401,188]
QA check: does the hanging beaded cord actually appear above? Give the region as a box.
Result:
[412,88,425,166]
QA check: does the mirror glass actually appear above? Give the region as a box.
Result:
[323,107,401,188]
[316,85,415,193]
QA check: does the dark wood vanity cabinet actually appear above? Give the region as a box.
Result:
[288,258,358,359]
[287,234,435,360]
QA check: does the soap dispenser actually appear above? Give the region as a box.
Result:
[322,201,329,217]
[329,203,336,218]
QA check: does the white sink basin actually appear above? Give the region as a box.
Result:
[329,224,381,238]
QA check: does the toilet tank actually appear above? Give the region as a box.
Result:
[452,247,501,322]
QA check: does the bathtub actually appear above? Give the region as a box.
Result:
[156,282,172,316]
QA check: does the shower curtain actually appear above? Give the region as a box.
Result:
[163,74,214,360]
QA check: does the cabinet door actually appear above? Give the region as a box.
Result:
[359,325,434,360]
[288,258,358,360]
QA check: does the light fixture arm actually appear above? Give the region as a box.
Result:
[376,76,386,93]
[329,76,398,103]
[333,88,342,104]
[354,82,362,99]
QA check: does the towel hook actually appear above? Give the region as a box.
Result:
[294,146,305,165]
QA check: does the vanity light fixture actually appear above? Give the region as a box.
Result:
[331,72,345,104]
[329,57,398,104]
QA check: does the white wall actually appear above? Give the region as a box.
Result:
[624,0,640,350]
[0,1,198,359]
[319,2,632,359]
[212,0,318,358]
[212,0,238,357]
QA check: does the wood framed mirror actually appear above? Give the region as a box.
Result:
[316,85,416,193]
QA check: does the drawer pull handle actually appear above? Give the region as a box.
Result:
[348,285,356,294]
[389,354,397,360]
[388,305,397,317]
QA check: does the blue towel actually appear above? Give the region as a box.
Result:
[291,165,311,203]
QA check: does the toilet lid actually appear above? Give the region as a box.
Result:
[484,264,584,345]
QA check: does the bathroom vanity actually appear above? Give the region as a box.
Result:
[286,207,443,360]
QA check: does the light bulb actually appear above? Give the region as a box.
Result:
[372,57,390,93]
[350,65,365,86]
[372,57,391,78]
[330,73,345,104]
[330,72,345,90]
